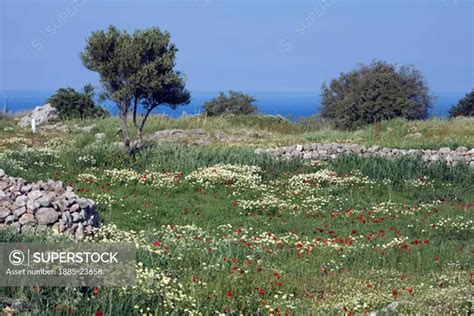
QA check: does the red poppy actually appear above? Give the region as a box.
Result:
[405,287,413,294]
[259,289,267,295]
[95,309,103,316]
[277,281,283,286]
[192,275,199,282]
[226,290,233,298]
[153,240,161,248]
[367,283,373,289]
[92,287,100,297]
[392,290,398,296]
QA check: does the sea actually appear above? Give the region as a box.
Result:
[0,90,463,119]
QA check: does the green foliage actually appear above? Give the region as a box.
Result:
[47,85,109,119]
[204,90,257,116]
[80,25,190,150]
[449,90,474,118]
[321,60,434,129]
[1,144,472,314]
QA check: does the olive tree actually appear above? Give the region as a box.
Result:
[80,25,190,152]
[320,61,434,129]
[47,84,109,119]
[449,90,474,118]
[203,91,257,116]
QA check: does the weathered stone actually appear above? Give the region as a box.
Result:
[0,182,11,191]
[439,147,451,154]
[37,192,55,207]
[144,128,210,145]
[4,215,17,225]
[27,190,43,201]
[0,169,5,178]
[70,203,80,213]
[18,103,59,128]
[75,223,85,240]
[0,207,11,221]
[77,198,90,209]
[62,191,76,200]
[13,207,27,217]
[254,142,473,166]
[20,184,32,193]
[19,213,36,226]
[15,195,28,206]
[62,211,72,227]
[35,208,59,225]
[72,212,82,223]
[26,199,39,212]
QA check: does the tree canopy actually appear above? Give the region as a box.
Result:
[47,85,108,119]
[80,25,190,151]
[204,91,257,116]
[449,90,474,118]
[320,61,433,129]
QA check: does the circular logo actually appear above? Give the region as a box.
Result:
[9,250,25,266]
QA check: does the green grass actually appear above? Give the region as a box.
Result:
[0,115,473,314]
[3,114,473,150]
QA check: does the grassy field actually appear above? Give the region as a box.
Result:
[2,114,474,150]
[0,115,473,315]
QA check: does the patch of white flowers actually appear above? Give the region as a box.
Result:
[77,155,97,166]
[185,164,262,189]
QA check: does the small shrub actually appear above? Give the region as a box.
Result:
[449,90,474,118]
[204,90,257,116]
[47,84,109,119]
[321,60,434,129]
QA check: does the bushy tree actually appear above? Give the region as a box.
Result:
[204,91,257,116]
[80,26,190,152]
[47,85,108,119]
[449,90,474,118]
[320,61,434,129]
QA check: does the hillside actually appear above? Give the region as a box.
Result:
[0,115,473,314]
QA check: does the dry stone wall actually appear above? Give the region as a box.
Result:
[0,169,100,240]
[255,143,474,167]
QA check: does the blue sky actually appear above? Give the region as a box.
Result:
[0,0,472,93]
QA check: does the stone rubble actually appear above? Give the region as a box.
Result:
[144,128,211,145]
[255,143,474,167]
[18,103,59,128]
[0,169,100,240]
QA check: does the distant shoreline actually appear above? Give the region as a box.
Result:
[1,90,464,118]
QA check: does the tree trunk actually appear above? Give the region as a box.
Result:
[132,97,139,129]
[137,108,152,148]
[119,104,130,151]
